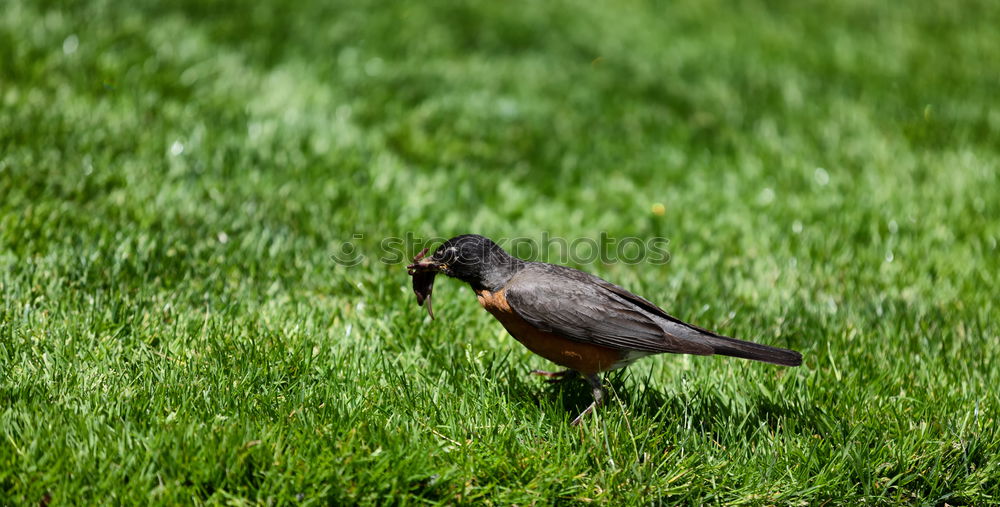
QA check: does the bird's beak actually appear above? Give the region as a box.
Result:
[406,247,447,274]
[406,248,442,319]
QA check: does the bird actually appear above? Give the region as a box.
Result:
[406,234,802,425]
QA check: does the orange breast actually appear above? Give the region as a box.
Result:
[476,288,623,375]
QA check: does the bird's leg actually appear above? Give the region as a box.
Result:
[570,374,605,426]
[530,369,579,384]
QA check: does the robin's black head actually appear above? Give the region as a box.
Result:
[424,235,522,289]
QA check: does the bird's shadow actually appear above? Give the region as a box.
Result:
[507,367,819,435]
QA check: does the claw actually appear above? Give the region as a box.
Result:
[570,402,598,426]
[530,369,578,384]
[570,374,605,426]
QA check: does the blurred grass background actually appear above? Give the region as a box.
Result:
[2,0,999,503]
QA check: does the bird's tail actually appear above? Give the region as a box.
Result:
[701,334,802,366]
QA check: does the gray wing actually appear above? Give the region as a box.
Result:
[504,265,714,355]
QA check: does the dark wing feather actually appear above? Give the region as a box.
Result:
[504,265,714,355]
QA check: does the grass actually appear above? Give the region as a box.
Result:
[2,0,999,503]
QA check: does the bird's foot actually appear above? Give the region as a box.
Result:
[570,401,598,426]
[530,369,578,384]
[570,374,606,426]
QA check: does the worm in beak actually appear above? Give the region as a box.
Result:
[406,247,439,319]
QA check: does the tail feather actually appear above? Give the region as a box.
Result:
[701,334,802,366]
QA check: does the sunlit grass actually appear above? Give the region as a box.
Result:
[2,0,999,503]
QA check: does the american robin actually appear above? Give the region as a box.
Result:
[407,234,802,425]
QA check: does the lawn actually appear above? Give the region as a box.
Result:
[2,0,999,503]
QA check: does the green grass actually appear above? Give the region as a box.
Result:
[2,0,999,503]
